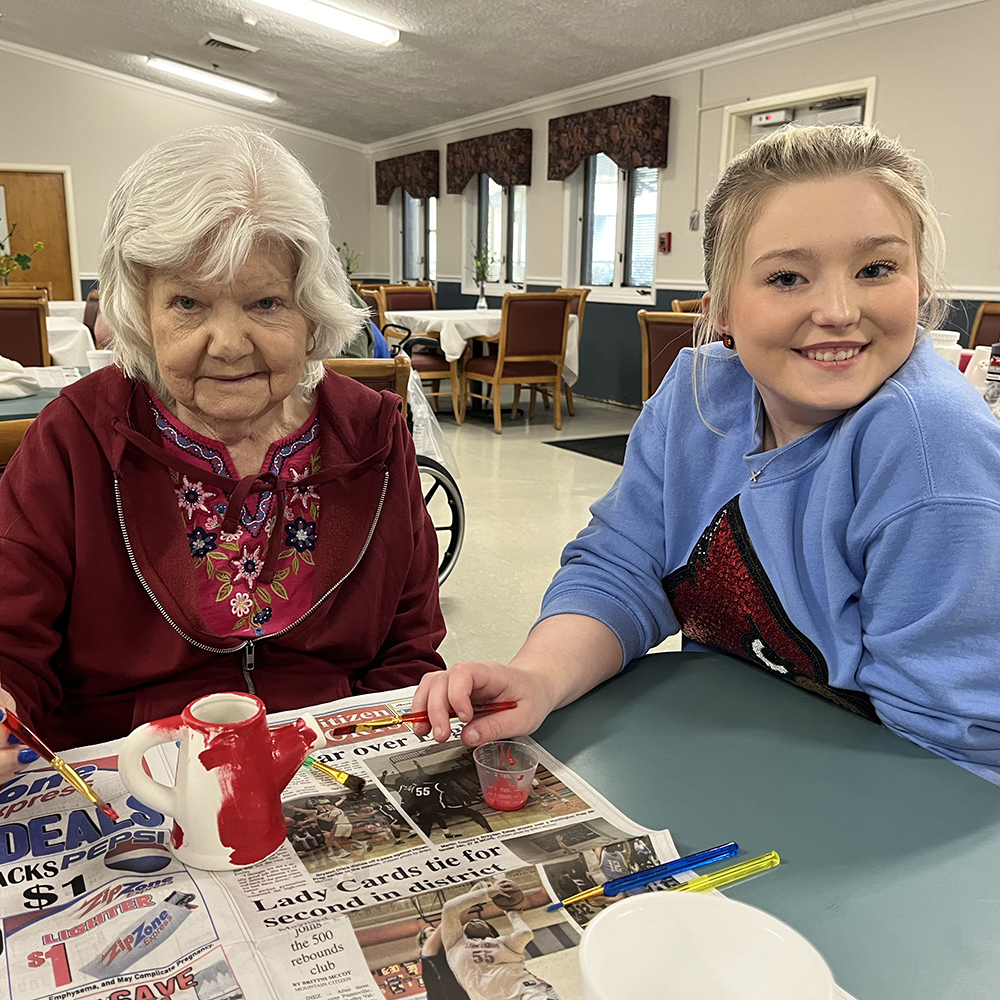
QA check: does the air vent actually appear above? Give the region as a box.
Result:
[199,32,260,54]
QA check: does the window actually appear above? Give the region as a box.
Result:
[476,175,527,286]
[401,191,436,281]
[580,153,657,289]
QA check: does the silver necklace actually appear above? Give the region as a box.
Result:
[749,453,781,482]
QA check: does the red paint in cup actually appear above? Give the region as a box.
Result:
[474,742,539,812]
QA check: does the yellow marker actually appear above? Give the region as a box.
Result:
[669,851,780,894]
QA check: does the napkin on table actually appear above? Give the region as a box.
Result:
[0,355,41,399]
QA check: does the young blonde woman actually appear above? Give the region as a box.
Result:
[414,124,1000,785]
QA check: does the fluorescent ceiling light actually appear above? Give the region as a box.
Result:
[146,56,278,103]
[252,0,399,46]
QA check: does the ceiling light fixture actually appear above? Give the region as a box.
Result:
[251,0,399,46]
[146,56,278,103]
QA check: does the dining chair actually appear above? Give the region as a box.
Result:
[0,287,48,311]
[323,354,410,413]
[83,289,100,334]
[398,336,463,423]
[462,291,573,433]
[526,288,591,419]
[379,284,439,345]
[0,298,51,366]
[969,302,1000,350]
[0,418,33,476]
[671,298,703,313]
[638,310,697,401]
[359,287,385,327]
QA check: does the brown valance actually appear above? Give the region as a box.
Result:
[547,96,670,180]
[375,149,439,205]
[446,128,532,194]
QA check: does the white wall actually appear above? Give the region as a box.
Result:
[368,0,1000,299]
[0,45,372,282]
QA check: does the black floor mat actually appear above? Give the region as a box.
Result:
[545,434,628,465]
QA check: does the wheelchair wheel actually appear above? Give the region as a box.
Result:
[417,457,465,586]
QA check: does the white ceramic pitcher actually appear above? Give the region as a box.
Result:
[118,692,325,870]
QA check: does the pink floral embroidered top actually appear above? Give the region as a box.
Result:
[149,394,321,638]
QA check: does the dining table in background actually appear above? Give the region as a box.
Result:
[46,316,95,366]
[47,300,88,324]
[384,308,581,386]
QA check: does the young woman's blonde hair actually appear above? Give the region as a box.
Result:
[694,124,948,425]
[99,125,365,400]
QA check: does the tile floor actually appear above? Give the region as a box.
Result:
[430,396,682,667]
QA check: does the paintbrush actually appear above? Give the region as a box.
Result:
[0,708,119,822]
[329,700,517,737]
[303,756,366,793]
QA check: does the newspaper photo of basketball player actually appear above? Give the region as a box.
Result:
[349,868,580,1000]
[542,834,676,928]
[283,784,419,873]
[373,741,591,845]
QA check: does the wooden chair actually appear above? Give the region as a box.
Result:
[529,288,590,418]
[358,287,385,328]
[400,337,462,423]
[379,284,438,343]
[638,310,697,401]
[323,355,410,412]
[969,302,1000,350]
[671,298,702,313]
[83,289,100,335]
[0,287,49,313]
[0,298,51,366]
[462,291,573,434]
[0,418,33,475]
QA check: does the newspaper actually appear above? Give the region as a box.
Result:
[0,688,857,1000]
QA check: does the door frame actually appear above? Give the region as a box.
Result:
[0,163,82,301]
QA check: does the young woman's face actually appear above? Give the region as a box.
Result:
[718,175,922,442]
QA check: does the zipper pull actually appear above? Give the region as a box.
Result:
[242,640,256,695]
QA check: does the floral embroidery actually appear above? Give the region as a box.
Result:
[287,466,319,508]
[230,592,253,617]
[285,518,318,553]
[151,391,320,638]
[175,477,213,520]
[188,526,218,558]
[233,545,263,590]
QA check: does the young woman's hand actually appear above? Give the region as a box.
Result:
[410,660,559,747]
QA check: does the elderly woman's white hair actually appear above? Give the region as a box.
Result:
[99,125,365,397]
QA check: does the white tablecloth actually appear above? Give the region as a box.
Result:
[46,316,94,366]
[48,300,88,323]
[385,309,580,386]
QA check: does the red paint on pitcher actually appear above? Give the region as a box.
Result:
[171,823,184,848]
[483,778,529,811]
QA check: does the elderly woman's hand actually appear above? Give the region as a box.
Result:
[0,688,33,785]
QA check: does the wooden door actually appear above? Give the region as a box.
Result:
[0,171,75,300]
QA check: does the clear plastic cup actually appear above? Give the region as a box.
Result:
[473,741,538,811]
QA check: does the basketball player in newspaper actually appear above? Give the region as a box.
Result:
[441,880,561,1000]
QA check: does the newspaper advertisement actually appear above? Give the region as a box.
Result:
[0,688,684,1000]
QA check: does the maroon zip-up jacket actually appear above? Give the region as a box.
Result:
[0,366,445,749]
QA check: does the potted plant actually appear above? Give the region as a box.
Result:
[471,244,499,310]
[0,225,44,287]
[336,241,362,278]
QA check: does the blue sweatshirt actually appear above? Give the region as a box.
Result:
[540,338,1000,783]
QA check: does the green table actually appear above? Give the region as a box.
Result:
[533,651,1000,1000]
[0,385,64,420]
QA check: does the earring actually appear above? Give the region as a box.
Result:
[307,333,317,354]
[721,333,735,350]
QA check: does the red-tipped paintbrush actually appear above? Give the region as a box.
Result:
[330,701,517,737]
[0,708,119,822]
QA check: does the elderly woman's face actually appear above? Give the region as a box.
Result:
[146,242,310,427]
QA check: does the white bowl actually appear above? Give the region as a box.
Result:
[579,890,834,1000]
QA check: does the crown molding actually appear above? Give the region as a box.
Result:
[365,0,985,155]
[0,39,367,154]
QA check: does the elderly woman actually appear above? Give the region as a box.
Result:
[0,127,444,763]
